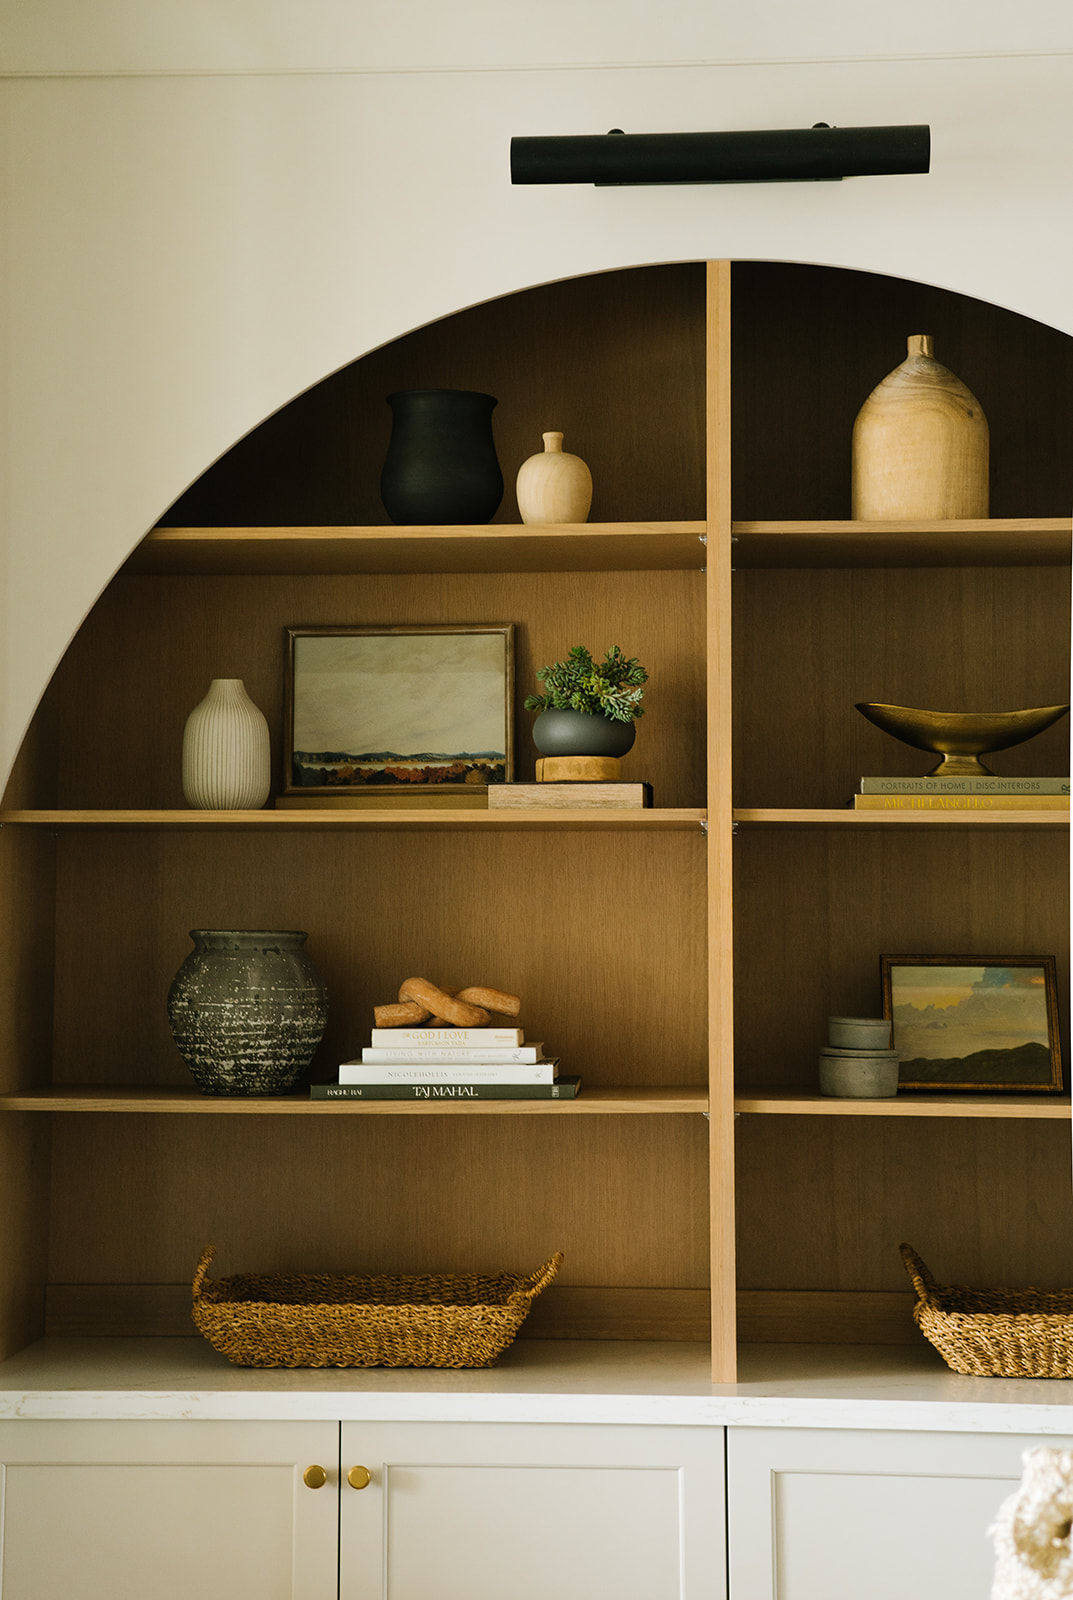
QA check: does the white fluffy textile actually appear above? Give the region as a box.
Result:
[992,1449,1073,1599]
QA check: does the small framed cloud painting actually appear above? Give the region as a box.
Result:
[880,955,1062,1093]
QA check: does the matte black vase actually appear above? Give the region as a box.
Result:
[380,389,503,524]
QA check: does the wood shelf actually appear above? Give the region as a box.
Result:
[0,808,706,833]
[116,519,1073,578]
[9,1083,1062,1121]
[124,522,709,577]
[733,807,1069,830]
[734,1087,1071,1119]
[10,807,1059,834]
[0,1085,709,1115]
[731,518,1072,568]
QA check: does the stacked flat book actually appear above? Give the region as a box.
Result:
[310,1025,579,1100]
[853,776,1069,811]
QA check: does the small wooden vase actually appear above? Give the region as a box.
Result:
[516,431,593,524]
[851,335,989,519]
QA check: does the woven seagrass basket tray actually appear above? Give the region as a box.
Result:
[900,1244,1073,1378]
[191,1245,563,1368]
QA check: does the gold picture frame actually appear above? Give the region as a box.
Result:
[880,954,1063,1093]
[284,624,514,795]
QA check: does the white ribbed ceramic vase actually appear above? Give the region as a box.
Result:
[182,679,271,809]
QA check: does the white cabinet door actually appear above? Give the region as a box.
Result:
[0,1419,340,1600]
[727,1426,1073,1600]
[340,1420,726,1600]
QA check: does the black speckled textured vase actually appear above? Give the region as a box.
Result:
[380,389,503,524]
[167,930,328,1096]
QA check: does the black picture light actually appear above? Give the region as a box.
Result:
[510,124,930,186]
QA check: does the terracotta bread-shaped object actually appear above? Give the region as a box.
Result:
[373,1001,430,1028]
[398,976,489,1027]
[852,334,989,519]
[454,985,522,1017]
[515,431,593,524]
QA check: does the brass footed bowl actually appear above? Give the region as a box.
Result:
[855,701,1069,777]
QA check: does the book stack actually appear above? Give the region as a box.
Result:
[310,1025,579,1101]
[853,776,1069,811]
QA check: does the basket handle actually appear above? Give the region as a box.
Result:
[192,1245,217,1303]
[512,1253,564,1306]
[899,1243,938,1305]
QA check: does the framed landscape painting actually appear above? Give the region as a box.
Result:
[880,955,1062,1092]
[285,624,514,794]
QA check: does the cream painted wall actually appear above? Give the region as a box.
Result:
[1,6,1071,785]
[3,0,1072,73]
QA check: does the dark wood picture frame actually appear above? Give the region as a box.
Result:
[880,954,1063,1093]
[284,624,514,796]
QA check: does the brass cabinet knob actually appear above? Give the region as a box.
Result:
[303,1464,328,1489]
[347,1465,372,1491]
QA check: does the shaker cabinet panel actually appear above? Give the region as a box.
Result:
[339,1420,726,1600]
[726,1427,1073,1600]
[0,1420,339,1600]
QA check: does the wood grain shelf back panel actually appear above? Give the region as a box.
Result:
[48,829,708,1095]
[46,1112,711,1292]
[44,1282,715,1343]
[734,1114,1073,1295]
[159,264,707,530]
[730,261,1073,521]
[41,566,705,811]
[732,563,1071,811]
[42,1281,927,1346]
[733,827,1069,1100]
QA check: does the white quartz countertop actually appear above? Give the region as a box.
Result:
[2,1338,1073,1434]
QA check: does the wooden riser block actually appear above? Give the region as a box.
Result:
[489,783,652,811]
[535,756,622,782]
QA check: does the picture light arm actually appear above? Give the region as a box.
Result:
[510,124,931,186]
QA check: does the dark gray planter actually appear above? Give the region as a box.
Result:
[167,930,328,1096]
[531,708,636,758]
[818,1048,900,1099]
